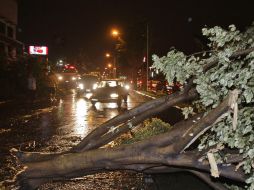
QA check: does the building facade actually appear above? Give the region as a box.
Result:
[0,0,23,59]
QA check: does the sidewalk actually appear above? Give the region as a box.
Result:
[0,94,53,112]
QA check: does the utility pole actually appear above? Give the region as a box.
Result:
[146,23,149,91]
[113,54,117,78]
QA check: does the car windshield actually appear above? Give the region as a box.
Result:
[98,80,117,87]
[82,75,98,82]
[62,68,77,73]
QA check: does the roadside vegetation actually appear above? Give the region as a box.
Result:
[116,118,172,145]
[0,56,57,101]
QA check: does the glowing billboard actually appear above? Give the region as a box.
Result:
[29,46,48,55]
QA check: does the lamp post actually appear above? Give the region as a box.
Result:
[110,29,122,78]
[146,23,149,92]
[107,63,113,77]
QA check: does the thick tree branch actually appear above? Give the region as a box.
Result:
[176,90,239,153]
[78,88,198,152]
[203,47,254,72]
[16,148,245,190]
[189,170,228,190]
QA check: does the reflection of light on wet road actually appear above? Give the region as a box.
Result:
[108,102,118,109]
[57,99,64,117]
[94,103,119,118]
[53,91,148,140]
[96,102,118,110]
[108,108,118,118]
[74,99,89,137]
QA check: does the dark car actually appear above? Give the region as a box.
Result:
[90,79,130,107]
[76,74,99,96]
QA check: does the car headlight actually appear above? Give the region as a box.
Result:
[78,83,84,90]
[58,76,63,80]
[125,85,130,90]
[72,77,77,80]
[93,83,98,90]
[110,93,119,98]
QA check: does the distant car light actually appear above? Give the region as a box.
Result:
[78,83,84,90]
[58,76,63,80]
[93,83,98,90]
[110,93,119,98]
[125,85,130,90]
[72,77,77,80]
[86,93,93,99]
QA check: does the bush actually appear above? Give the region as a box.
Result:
[118,118,172,145]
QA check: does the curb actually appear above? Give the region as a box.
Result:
[133,90,183,110]
[133,90,156,99]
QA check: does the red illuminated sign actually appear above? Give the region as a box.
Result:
[29,46,48,55]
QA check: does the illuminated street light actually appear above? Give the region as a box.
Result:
[105,53,111,58]
[108,63,112,68]
[111,29,119,37]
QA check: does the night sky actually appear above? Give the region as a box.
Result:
[18,0,254,68]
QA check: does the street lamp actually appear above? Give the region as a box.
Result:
[110,28,126,78]
[111,29,119,37]
[146,23,149,92]
[107,63,112,68]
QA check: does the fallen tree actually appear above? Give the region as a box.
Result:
[11,23,254,190]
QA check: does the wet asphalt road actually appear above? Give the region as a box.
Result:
[0,90,157,189]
